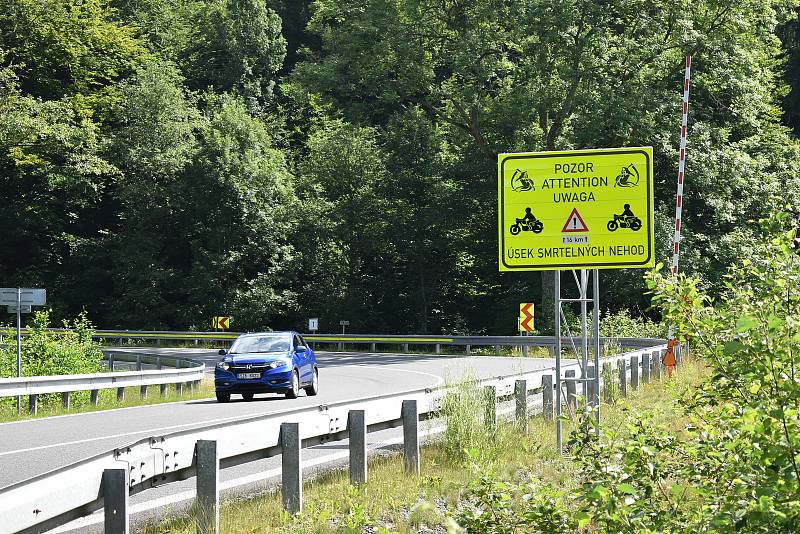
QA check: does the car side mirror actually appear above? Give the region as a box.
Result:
[295,346,307,353]
[218,349,227,356]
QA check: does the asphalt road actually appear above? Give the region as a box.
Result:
[0,349,558,490]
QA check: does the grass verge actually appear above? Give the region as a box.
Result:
[142,359,706,533]
[0,379,216,423]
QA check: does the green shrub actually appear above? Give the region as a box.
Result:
[456,209,800,532]
[1,310,103,409]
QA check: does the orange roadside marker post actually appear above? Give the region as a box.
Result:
[663,339,678,377]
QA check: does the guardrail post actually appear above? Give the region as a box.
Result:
[618,360,627,397]
[641,352,650,384]
[602,362,612,403]
[103,468,129,534]
[188,380,195,394]
[196,440,219,534]
[495,345,501,356]
[136,355,142,371]
[484,386,497,433]
[515,380,527,431]
[338,341,343,351]
[465,344,471,355]
[140,385,148,399]
[109,354,115,371]
[522,344,529,357]
[565,369,577,413]
[156,357,162,370]
[61,392,70,410]
[401,343,408,353]
[371,342,377,352]
[91,389,99,405]
[587,365,597,407]
[177,382,184,396]
[676,343,684,367]
[652,350,661,380]
[630,356,640,390]
[348,410,367,485]
[160,383,168,396]
[29,394,37,415]
[401,400,419,474]
[281,422,302,514]
[541,374,553,420]
[117,387,125,402]
[435,344,440,354]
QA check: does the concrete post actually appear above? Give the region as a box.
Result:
[541,374,553,420]
[29,394,37,415]
[630,355,640,390]
[641,352,650,384]
[618,360,627,397]
[91,389,99,405]
[515,380,527,431]
[565,369,577,413]
[401,400,419,474]
[465,344,471,355]
[602,362,612,403]
[280,422,302,514]
[587,365,597,407]
[103,468,129,534]
[652,350,661,380]
[371,343,377,352]
[435,344,441,354]
[522,345,528,357]
[338,342,344,351]
[495,345,501,356]
[348,410,367,485]
[403,343,409,353]
[117,387,125,402]
[196,440,219,534]
[484,386,497,433]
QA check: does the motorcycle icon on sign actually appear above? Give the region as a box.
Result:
[607,204,642,232]
[510,208,544,235]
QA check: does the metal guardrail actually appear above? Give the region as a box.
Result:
[0,351,205,411]
[0,341,673,534]
[1,327,665,353]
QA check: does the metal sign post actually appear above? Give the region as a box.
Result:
[16,289,21,415]
[339,320,350,335]
[554,269,601,451]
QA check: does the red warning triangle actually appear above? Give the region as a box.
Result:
[561,208,589,233]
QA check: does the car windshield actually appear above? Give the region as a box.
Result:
[231,336,291,354]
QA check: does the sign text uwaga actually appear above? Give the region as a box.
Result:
[497,147,654,271]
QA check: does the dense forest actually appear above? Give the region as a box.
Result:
[1,0,799,334]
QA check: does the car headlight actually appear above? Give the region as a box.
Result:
[216,361,230,371]
[268,361,283,369]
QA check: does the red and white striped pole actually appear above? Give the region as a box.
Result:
[671,55,692,275]
[666,55,692,373]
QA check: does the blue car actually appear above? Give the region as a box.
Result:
[214,331,318,403]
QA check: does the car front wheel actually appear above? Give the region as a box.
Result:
[285,370,299,399]
[304,368,319,396]
[216,393,230,403]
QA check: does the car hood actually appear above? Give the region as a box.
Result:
[227,352,290,364]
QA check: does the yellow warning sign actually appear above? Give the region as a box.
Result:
[498,147,654,271]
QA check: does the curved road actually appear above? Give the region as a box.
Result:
[0,349,558,489]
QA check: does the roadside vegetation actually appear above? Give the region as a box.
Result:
[145,210,799,533]
[0,311,214,421]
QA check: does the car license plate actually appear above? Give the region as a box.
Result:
[237,372,260,379]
